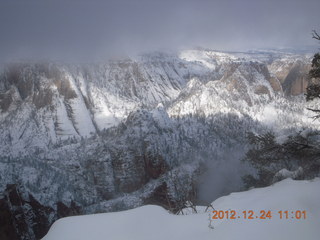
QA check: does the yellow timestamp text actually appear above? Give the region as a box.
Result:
[212,210,307,220]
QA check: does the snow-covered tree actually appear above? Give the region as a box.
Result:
[306,30,320,118]
[242,130,320,188]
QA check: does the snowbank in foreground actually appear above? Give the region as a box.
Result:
[43,178,320,240]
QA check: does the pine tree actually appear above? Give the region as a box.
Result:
[306,30,320,118]
[242,130,320,188]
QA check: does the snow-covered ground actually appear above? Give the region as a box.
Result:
[43,178,320,240]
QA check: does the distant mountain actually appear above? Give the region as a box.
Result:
[0,49,318,239]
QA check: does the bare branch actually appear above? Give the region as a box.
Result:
[306,107,320,113]
[305,108,320,120]
[311,115,320,121]
[312,30,320,41]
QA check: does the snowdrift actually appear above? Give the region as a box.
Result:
[43,178,320,240]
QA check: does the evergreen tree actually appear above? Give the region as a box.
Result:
[306,30,320,118]
[242,131,320,188]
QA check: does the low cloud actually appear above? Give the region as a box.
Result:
[0,0,319,61]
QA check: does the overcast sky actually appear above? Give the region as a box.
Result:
[0,0,319,61]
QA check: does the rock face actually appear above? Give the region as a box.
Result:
[282,62,310,95]
[268,58,311,95]
[0,49,316,239]
[0,184,81,240]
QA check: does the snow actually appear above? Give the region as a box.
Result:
[273,167,303,181]
[64,74,96,137]
[43,178,320,240]
[179,50,219,70]
[54,96,78,138]
[91,88,135,129]
[257,104,279,126]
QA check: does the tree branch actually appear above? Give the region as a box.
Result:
[306,108,320,120]
[306,107,320,113]
[312,30,320,41]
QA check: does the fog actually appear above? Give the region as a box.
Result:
[197,145,251,204]
[0,0,319,61]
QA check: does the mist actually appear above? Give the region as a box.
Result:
[197,145,251,204]
[0,0,319,62]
